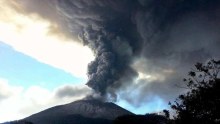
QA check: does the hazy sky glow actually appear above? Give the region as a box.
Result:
[0,42,84,89]
[0,1,94,122]
[0,0,94,78]
[1,0,220,122]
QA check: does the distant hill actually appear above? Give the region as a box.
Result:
[22,99,133,124]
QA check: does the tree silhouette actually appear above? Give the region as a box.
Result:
[170,59,220,124]
[9,120,33,124]
[114,114,168,124]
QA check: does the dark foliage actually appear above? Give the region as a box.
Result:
[26,114,112,124]
[9,120,33,124]
[170,59,220,124]
[113,114,168,124]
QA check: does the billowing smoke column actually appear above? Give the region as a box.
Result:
[55,0,220,102]
[57,0,141,98]
[57,0,219,101]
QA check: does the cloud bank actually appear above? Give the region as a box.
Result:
[0,78,91,122]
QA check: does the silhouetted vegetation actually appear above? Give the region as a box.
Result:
[170,59,220,124]
[114,114,168,124]
[8,120,33,124]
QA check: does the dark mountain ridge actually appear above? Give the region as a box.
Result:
[23,99,133,124]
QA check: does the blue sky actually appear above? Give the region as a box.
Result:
[0,41,167,118]
[116,96,167,114]
[0,2,95,121]
[0,39,93,122]
[0,41,84,90]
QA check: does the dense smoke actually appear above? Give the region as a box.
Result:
[15,0,220,106]
[56,0,142,99]
[56,0,220,102]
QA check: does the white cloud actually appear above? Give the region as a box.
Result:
[0,79,23,100]
[0,2,94,122]
[132,58,175,83]
[0,1,94,78]
[0,78,92,123]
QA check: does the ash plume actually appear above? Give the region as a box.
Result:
[55,0,220,102]
[56,0,141,99]
[15,0,220,106]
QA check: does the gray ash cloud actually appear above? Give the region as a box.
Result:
[56,0,142,99]
[17,0,220,105]
[56,0,220,102]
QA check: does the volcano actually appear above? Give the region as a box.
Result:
[23,99,133,124]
